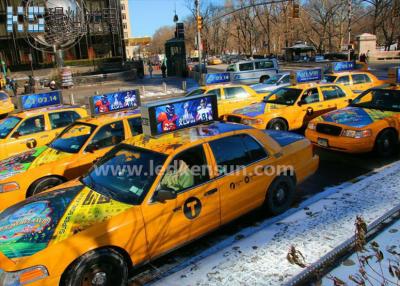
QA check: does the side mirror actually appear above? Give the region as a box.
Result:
[11,132,20,139]
[154,189,177,203]
[297,100,305,107]
[348,98,353,104]
[85,144,98,153]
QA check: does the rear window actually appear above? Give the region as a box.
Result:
[0,93,8,101]
[321,86,347,100]
[352,74,371,84]
[227,65,236,72]
[255,61,274,70]
[324,75,337,83]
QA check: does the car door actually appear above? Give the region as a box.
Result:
[141,144,220,258]
[335,75,351,86]
[208,133,274,224]
[295,88,326,128]
[351,73,368,92]
[64,120,127,179]
[4,115,49,157]
[320,85,351,110]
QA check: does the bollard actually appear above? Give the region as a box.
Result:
[95,90,99,95]
[69,93,75,105]
[163,82,167,93]
[182,81,187,91]
[141,86,145,96]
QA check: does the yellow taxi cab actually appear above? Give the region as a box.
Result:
[324,61,384,93]
[306,68,400,157]
[224,69,357,131]
[0,91,15,118]
[0,91,88,161]
[0,94,318,286]
[208,57,222,65]
[0,91,142,211]
[186,77,267,116]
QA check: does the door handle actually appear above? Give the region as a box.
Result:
[173,206,181,212]
[204,188,218,197]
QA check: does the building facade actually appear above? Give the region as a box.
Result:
[0,0,126,70]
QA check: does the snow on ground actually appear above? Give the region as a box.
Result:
[152,162,400,286]
[322,219,400,285]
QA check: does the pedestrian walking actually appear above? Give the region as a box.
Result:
[148,62,153,78]
[161,62,167,78]
[28,75,36,93]
[10,78,18,97]
[366,50,370,63]
[359,53,366,63]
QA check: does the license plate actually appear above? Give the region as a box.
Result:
[317,138,329,147]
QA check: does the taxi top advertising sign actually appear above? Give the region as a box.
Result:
[388,67,400,84]
[331,61,355,72]
[290,69,322,85]
[89,89,141,115]
[205,73,231,85]
[141,94,218,137]
[19,90,62,110]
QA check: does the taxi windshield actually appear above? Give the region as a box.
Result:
[186,88,205,97]
[324,75,337,83]
[0,116,21,139]
[351,89,400,112]
[263,87,302,105]
[81,145,167,205]
[262,74,280,85]
[49,123,96,153]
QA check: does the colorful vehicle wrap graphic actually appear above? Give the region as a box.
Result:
[90,90,140,115]
[0,146,47,180]
[320,107,395,128]
[233,102,282,117]
[0,186,133,259]
[265,130,304,147]
[0,187,80,259]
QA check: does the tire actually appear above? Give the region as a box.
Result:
[267,118,288,131]
[375,129,398,157]
[260,75,269,83]
[0,113,7,120]
[27,176,64,197]
[265,176,295,215]
[62,248,128,286]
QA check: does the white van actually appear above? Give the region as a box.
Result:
[226,58,279,84]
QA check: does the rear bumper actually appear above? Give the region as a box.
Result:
[305,129,374,153]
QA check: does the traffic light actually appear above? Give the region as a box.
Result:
[197,16,203,31]
[292,2,300,18]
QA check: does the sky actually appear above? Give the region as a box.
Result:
[129,0,224,38]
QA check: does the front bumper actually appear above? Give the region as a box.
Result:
[305,129,374,153]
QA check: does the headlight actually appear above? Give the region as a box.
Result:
[0,182,19,193]
[341,129,372,139]
[0,266,48,285]
[308,122,317,130]
[242,118,264,125]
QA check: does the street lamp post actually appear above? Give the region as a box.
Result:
[348,0,352,61]
[195,0,202,74]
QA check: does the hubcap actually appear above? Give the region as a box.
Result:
[276,187,286,203]
[92,272,107,286]
[274,124,281,130]
[383,138,390,149]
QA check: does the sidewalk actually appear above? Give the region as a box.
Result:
[151,162,400,286]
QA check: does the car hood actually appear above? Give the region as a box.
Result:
[232,102,286,117]
[250,83,288,93]
[0,146,72,181]
[0,184,132,260]
[319,107,395,128]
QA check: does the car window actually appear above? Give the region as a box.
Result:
[321,86,347,100]
[336,76,350,85]
[186,89,205,97]
[0,116,21,139]
[205,88,221,99]
[324,75,337,83]
[239,62,254,71]
[15,115,45,136]
[241,134,268,162]
[0,93,8,101]
[224,87,248,99]
[128,117,143,136]
[227,64,236,72]
[351,89,400,112]
[209,134,265,176]
[86,121,125,151]
[50,123,96,153]
[352,74,370,84]
[281,74,290,84]
[49,111,80,129]
[255,60,274,70]
[160,145,210,193]
[300,88,320,104]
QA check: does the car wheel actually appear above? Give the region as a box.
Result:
[27,176,64,197]
[260,75,269,83]
[375,129,398,157]
[0,114,7,120]
[265,176,295,215]
[62,248,128,286]
[267,118,288,131]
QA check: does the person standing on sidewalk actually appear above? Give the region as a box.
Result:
[10,78,18,97]
[148,61,153,78]
[161,62,167,78]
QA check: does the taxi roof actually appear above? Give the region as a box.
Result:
[325,70,372,76]
[285,82,342,90]
[76,108,140,125]
[12,105,85,119]
[123,122,252,155]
